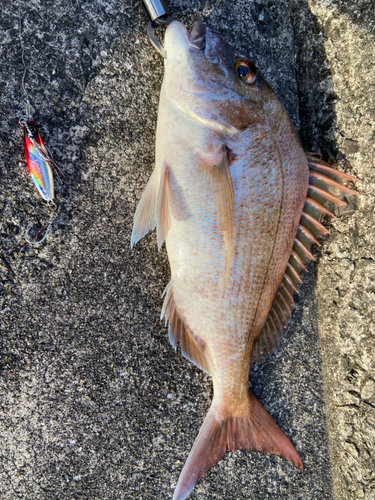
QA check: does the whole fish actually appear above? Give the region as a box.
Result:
[131,20,358,500]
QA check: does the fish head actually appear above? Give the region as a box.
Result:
[163,21,285,134]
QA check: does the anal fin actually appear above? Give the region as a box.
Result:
[161,282,210,374]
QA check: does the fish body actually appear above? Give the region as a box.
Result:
[132,20,359,500]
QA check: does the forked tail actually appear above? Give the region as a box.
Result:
[173,390,303,500]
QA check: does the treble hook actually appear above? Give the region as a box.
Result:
[24,200,57,245]
[142,0,175,58]
[24,223,51,245]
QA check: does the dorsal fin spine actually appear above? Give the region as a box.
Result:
[277,292,293,317]
[300,211,330,238]
[309,170,358,196]
[283,274,298,294]
[298,224,320,247]
[290,249,307,272]
[286,262,302,286]
[306,154,360,183]
[308,185,347,207]
[270,306,283,333]
[266,318,278,348]
[264,323,273,351]
[280,282,294,304]
[304,197,336,219]
[293,237,315,263]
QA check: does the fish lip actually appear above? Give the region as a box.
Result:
[168,20,206,52]
[165,21,206,53]
[187,21,206,50]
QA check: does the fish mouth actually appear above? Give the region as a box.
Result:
[188,21,206,50]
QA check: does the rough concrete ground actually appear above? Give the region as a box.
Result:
[0,0,373,499]
[290,1,375,498]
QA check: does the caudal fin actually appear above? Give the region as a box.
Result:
[173,390,302,500]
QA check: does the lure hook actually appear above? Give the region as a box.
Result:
[24,223,51,245]
[24,201,57,245]
[142,0,175,58]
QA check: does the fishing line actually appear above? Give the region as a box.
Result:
[18,8,31,120]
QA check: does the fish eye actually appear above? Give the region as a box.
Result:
[29,126,36,134]
[234,60,258,85]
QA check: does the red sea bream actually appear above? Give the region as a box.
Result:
[131,20,358,500]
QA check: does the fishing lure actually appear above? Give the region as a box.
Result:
[19,116,66,244]
[18,10,65,245]
[20,117,55,204]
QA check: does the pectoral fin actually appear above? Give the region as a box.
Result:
[201,152,235,290]
[217,156,235,289]
[131,162,171,249]
[156,162,171,250]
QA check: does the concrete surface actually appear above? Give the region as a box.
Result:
[0,0,373,499]
[290,2,375,499]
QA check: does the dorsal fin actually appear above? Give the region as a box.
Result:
[252,154,359,364]
[161,282,211,374]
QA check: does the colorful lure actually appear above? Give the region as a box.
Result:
[21,118,55,203]
[17,12,65,245]
[19,117,65,244]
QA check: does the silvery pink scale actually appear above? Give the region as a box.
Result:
[132,19,359,500]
